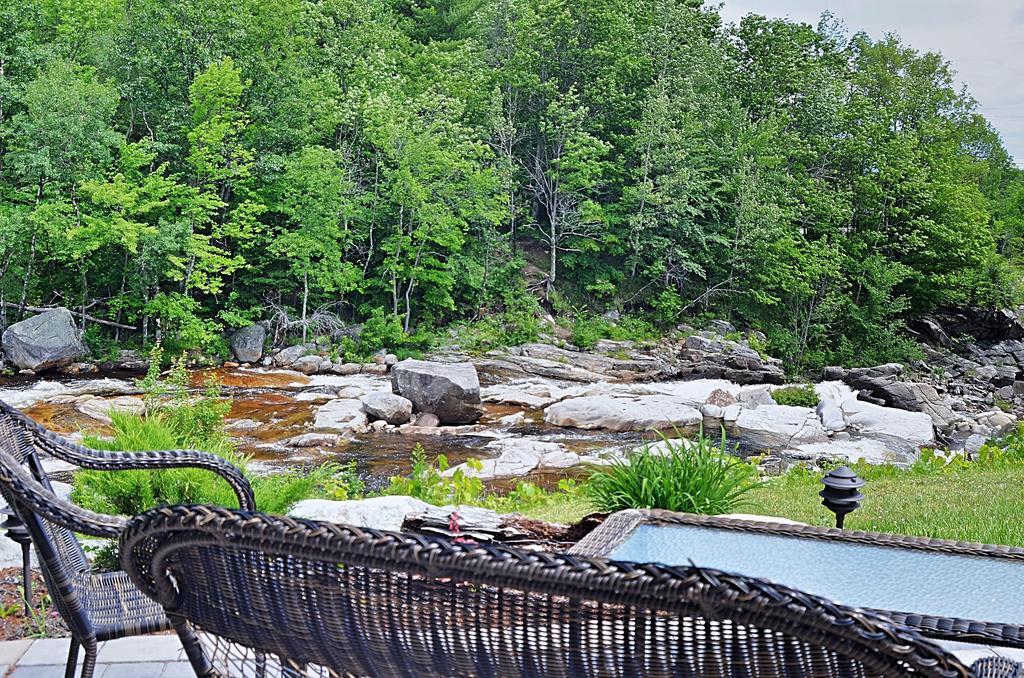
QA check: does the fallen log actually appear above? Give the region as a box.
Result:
[1,302,137,331]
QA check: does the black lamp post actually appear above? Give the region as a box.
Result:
[1,505,32,615]
[820,466,864,529]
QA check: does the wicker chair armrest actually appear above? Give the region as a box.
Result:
[36,433,256,510]
[0,447,126,539]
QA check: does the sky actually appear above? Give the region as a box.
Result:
[719,1,1024,167]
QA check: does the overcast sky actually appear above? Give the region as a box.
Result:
[719,1,1024,167]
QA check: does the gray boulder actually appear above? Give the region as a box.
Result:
[289,496,431,531]
[361,392,413,425]
[544,395,701,432]
[2,308,87,371]
[291,355,322,375]
[391,360,483,424]
[274,345,308,366]
[230,325,266,363]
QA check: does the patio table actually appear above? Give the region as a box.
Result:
[570,509,1024,649]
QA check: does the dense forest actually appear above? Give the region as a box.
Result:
[1,0,1023,370]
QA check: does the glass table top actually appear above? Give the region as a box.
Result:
[610,523,1024,625]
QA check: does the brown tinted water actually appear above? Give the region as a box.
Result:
[3,367,721,487]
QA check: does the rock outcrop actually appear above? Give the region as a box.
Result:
[391,360,483,424]
[733,405,829,450]
[544,395,701,432]
[289,496,431,531]
[446,439,580,479]
[678,334,785,385]
[2,308,87,371]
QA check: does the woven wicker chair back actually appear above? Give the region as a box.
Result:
[121,505,974,678]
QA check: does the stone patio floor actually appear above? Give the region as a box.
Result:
[0,634,1022,676]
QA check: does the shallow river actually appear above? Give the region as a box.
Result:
[1,367,695,491]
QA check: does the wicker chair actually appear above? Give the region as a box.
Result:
[113,503,1013,678]
[0,399,255,678]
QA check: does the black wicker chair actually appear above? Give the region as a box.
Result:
[113,503,1016,678]
[0,399,255,678]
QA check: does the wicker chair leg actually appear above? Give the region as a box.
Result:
[173,616,216,676]
[79,640,98,678]
[64,638,80,678]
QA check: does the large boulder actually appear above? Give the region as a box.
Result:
[230,325,266,363]
[733,405,829,450]
[274,345,308,367]
[2,308,87,371]
[391,360,483,424]
[544,395,701,432]
[839,399,935,453]
[313,399,368,433]
[361,392,413,425]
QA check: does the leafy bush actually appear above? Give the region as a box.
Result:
[383,444,485,506]
[585,433,761,514]
[570,314,659,349]
[771,385,818,408]
[74,412,348,515]
[74,357,357,516]
[358,308,407,355]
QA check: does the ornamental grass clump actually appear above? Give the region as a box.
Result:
[586,432,761,515]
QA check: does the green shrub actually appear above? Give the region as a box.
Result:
[771,385,818,408]
[74,412,350,515]
[74,359,358,516]
[358,308,407,355]
[585,433,761,514]
[570,314,659,349]
[383,444,485,506]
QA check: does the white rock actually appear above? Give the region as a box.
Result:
[288,496,432,531]
[446,439,581,479]
[76,395,145,424]
[361,392,413,425]
[700,403,724,419]
[498,411,526,426]
[737,386,776,408]
[293,391,336,402]
[792,439,897,465]
[722,404,742,423]
[816,398,847,432]
[313,399,368,433]
[840,399,935,452]
[734,405,829,450]
[544,395,701,432]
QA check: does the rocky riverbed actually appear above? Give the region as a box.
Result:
[0,338,1005,490]
[2,305,1022,487]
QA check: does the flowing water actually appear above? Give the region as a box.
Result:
[2,366,686,489]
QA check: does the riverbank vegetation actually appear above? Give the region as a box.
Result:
[2,0,1023,371]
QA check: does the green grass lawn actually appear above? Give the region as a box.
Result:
[520,466,1024,547]
[747,467,1024,546]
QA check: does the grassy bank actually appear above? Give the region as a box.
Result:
[518,459,1024,547]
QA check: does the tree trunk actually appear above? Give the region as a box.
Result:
[301,271,309,344]
[547,221,557,297]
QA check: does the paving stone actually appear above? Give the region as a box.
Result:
[97,636,184,663]
[101,661,170,677]
[0,639,32,665]
[17,637,97,665]
[10,666,92,678]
